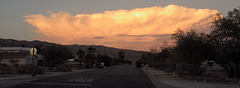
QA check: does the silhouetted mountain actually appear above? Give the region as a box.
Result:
[0,38,146,62]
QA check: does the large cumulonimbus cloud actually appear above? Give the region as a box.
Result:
[25,4,219,51]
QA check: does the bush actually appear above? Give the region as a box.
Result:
[0,64,11,74]
[17,65,43,75]
[56,65,72,72]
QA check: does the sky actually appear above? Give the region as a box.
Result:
[0,0,240,51]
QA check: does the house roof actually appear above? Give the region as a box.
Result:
[0,51,30,59]
[0,47,31,52]
[0,47,44,60]
[66,59,75,62]
[35,54,45,60]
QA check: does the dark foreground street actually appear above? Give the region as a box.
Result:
[9,65,157,88]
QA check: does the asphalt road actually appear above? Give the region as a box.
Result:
[10,65,157,88]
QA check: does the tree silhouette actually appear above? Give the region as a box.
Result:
[43,45,72,67]
[9,59,19,66]
[171,29,212,64]
[100,54,112,67]
[85,47,97,68]
[118,51,125,61]
[77,48,85,68]
[211,8,240,78]
[170,29,215,75]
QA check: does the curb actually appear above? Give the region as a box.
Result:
[0,76,34,81]
[0,69,93,81]
[142,67,240,88]
[142,67,161,88]
[0,69,95,88]
[142,67,159,82]
[31,69,95,81]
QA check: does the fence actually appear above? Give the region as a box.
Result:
[0,64,43,74]
[149,63,240,83]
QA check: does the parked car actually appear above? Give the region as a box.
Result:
[136,61,142,68]
[95,62,104,69]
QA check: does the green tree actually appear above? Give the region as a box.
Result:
[118,51,125,63]
[171,29,213,64]
[170,29,215,75]
[211,8,240,78]
[159,48,169,63]
[87,47,96,55]
[9,59,19,66]
[140,53,147,64]
[100,54,112,67]
[85,47,97,68]
[43,45,72,67]
[77,48,85,68]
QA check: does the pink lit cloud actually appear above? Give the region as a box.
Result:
[25,4,219,51]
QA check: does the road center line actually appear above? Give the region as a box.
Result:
[27,82,91,86]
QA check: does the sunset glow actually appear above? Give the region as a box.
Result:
[25,4,219,51]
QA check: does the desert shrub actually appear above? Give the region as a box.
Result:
[0,64,11,74]
[17,65,43,74]
[56,65,72,72]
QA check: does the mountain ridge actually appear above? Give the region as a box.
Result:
[0,38,146,62]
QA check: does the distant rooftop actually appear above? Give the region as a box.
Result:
[0,47,31,51]
[0,47,43,59]
[0,51,30,58]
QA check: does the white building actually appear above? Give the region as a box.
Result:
[0,47,44,66]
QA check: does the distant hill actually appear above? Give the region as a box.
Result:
[0,38,146,62]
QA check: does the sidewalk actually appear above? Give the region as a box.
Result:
[0,69,89,88]
[0,69,87,80]
[142,66,240,88]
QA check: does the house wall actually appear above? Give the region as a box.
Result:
[0,58,26,65]
[0,58,38,65]
[25,58,38,65]
[25,55,38,65]
[201,61,228,77]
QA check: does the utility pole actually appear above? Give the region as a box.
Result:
[234,64,237,79]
